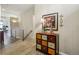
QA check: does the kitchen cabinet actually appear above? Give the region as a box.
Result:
[0,31,4,45]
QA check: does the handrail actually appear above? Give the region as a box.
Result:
[23,30,32,41]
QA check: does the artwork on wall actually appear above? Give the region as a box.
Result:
[42,13,58,32]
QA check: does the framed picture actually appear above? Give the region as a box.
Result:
[42,13,58,32]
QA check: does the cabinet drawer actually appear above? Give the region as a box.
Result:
[42,35,47,40]
[48,35,56,43]
[42,45,47,53]
[37,44,41,50]
[48,48,55,55]
[48,42,55,49]
[36,34,42,39]
[42,40,47,46]
[37,39,41,44]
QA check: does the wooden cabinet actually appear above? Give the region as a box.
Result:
[48,42,55,49]
[0,31,4,45]
[42,45,47,53]
[37,39,42,44]
[36,32,59,55]
[42,40,47,46]
[48,48,55,55]
[37,44,41,50]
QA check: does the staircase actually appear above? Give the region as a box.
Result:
[23,30,33,41]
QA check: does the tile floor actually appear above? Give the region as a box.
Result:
[0,37,44,55]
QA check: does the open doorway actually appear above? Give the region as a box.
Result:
[10,17,24,43]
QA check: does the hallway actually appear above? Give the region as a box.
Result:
[0,37,44,55]
[0,4,79,55]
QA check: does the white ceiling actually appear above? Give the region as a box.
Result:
[1,4,34,15]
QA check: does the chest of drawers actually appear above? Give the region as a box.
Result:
[36,32,59,55]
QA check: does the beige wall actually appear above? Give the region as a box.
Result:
[1,11,20,45]
[34,4,79,54]
[0,5,1,20]
[20,7,34,38]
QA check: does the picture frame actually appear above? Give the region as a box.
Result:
[42,13,58,32]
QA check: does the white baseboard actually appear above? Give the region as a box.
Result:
[59,52,68,55]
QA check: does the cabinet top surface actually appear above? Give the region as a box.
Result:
[36,32,57,36]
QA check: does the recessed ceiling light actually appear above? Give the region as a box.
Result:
[12,20,17,23]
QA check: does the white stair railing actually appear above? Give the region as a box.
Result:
[11,28,24,41]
